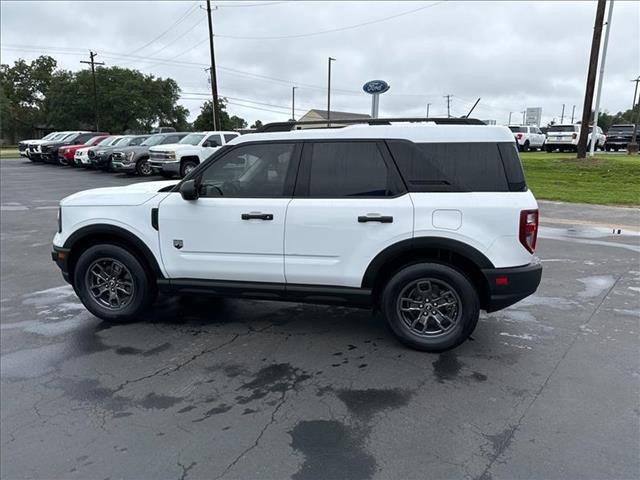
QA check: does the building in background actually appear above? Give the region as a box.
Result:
[297,109,371,128]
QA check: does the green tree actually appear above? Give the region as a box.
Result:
[193,98,247,131]
[0,55,57,142]
[250,119,263,129]
[597,108,636,132]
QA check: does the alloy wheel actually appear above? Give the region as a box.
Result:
[85,258,135,310]
[396,278,461,337]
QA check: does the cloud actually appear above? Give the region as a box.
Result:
[1,0,638,126]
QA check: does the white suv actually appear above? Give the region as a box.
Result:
[508,125,545,151]
[52,120,542,352]
[149,131,240,178]
[545,124,606,152]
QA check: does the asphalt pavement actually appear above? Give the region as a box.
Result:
[1,158,639,480]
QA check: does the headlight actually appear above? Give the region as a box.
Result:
[168,151,176,159]
[126,151,135,161]
[57,207,62,233]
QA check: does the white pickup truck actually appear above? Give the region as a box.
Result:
[149,131,240,178]
[508,126,546,151]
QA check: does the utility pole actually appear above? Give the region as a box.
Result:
[80,51,104,131]
[426,103,431,118]
[521,110,526,125]
[508,112,513,124]
[560,104,565,124]
[577,0,607,159]
[590,0,614,157]
[444,94,451,118]
[291,86,297,121]
[629,76,640,155]
[327,57,335,126]
[571,105,576,123]
[206,0,220,131]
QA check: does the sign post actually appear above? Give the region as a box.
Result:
[362,80,390,119]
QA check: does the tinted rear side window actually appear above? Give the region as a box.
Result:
[224,134,238,143]
[308,142,392,197]
[387,141,519,192]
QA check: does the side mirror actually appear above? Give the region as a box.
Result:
[180,179,199,201]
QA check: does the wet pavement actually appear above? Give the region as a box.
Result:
[1,159,639,480]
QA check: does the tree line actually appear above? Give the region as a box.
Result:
[0,56,261,144]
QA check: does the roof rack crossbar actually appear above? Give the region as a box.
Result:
[255,117,486,133]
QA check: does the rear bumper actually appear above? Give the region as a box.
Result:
[482,259,542,312]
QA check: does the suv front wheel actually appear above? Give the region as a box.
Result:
[136,157,153,176]
[73,244,153,322]
[381,263,480,352]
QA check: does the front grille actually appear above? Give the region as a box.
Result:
[150,151,173,161]
[18,143,27,152]
[112,152,125,161]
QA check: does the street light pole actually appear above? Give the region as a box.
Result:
[508,112,513,124]
[327,57,335,127]
[291,86,297,121]
[590,0,615,157]
[426,103,431,118]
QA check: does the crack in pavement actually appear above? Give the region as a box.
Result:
[475,272,625,480]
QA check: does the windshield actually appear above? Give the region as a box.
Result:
[179,134,205,146]
[508,127,526,133]
[41,132,58,141]
[548,125,577,133]
[97,136,114,146]
[114,136,132,146]
[608,125,634,133]
[84,136,103,145]
[60,133,78,141]
[141,134,166,146]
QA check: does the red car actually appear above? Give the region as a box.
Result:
[58,134,111,166]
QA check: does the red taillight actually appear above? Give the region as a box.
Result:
[516,133,523,139]
[519,209,539,253]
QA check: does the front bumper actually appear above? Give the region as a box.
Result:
[482,259,542,312]
[149,159,180,174]
[112,160,136,172]
[52,246,71,283]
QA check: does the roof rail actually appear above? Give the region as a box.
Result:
[255,117,486,133]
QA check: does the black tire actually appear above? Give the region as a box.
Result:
[73,244,153,322]
[545,146,553,153]
[160,171,174,179]
[136,157,153,176]
[523,140,530,152]
[381,263,480,352]
[180,159,198,178]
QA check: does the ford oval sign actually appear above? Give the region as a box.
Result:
[363,80,390,95]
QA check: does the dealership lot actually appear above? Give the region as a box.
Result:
[1,159,638,479]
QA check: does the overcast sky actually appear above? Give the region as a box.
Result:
[1,0,638,126]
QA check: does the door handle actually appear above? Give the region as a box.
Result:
[358,215,393,223]
[241,212,274,221]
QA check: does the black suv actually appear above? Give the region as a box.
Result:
[605,124,636,151]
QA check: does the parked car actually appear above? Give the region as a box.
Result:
[88,135,151,170]
[149,131,240,178]
[41,132,108,164]
[59,135,111,166]
[111,132,189,176]
[544,124,605,152]
[19,132,60,159]
[150,127,176,134]
[73,136,123,168]
[51,120,542,352]
[508,125,545,151]
[26,132,76,161]
[605,124,635,151]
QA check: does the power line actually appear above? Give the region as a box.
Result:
[214,1,287,7]
[216,1,445,40]
[125,2,199,56]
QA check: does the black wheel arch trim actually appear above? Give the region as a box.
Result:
[63,224,165,279]
[361,237,494,288]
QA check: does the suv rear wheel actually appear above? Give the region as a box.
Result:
[381,263,480,352]
[73,244,153,322]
